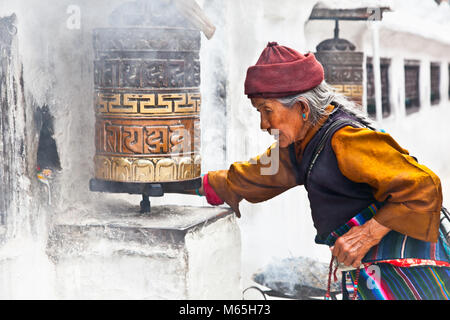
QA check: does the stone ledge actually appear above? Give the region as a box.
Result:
[47,204,234,260]
[46,203,241,299]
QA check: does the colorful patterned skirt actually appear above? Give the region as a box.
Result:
[317,202,450,300]
[342,262,450,300]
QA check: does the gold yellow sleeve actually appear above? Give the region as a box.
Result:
[331,126,442,242]
[207,142,298,217]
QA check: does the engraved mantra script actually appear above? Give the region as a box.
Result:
[97,122,198,155]
[94,59,200,89]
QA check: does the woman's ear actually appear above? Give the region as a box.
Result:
[295,98,310,120]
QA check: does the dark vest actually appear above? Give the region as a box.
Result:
[289,107,378,242]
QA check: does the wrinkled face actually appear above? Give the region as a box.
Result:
[251,98,309,148]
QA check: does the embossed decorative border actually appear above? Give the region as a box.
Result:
[332,84,363,97]
[95,92,201,115]
[94,154,201,183]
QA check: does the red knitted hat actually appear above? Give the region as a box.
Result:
[244,42,324,98]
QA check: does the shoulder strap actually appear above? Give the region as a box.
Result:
[288,143,301,185]
[305,119,364,188]
[441,207,450,235]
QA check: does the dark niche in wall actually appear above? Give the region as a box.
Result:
[35,106,61,172]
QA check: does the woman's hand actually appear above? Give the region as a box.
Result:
[331,218,391,268]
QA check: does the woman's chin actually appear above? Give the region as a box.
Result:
[278,138,289,148]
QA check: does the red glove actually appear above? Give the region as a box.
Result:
[203,174,224,205]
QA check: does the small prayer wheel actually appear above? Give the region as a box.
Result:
[309,5,391,107]
[314,20,364,106]
[315,50,364,106]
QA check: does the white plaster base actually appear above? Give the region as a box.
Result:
[47,204,241,300]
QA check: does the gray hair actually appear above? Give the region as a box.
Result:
[276,81,375,129]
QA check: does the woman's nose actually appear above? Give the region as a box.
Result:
[260,116,270,131]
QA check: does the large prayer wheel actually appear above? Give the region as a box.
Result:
[93,27,201,183]
[89,1,202,206]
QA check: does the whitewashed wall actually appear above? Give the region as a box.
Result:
[0,0,128,299]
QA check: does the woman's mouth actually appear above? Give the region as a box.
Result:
[266,128,284,143]
[269,129,281,138]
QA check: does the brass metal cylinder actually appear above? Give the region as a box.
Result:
[315,51,364,106]
[93,27,201,183]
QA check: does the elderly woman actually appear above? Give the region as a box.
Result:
[196,42,450,300]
